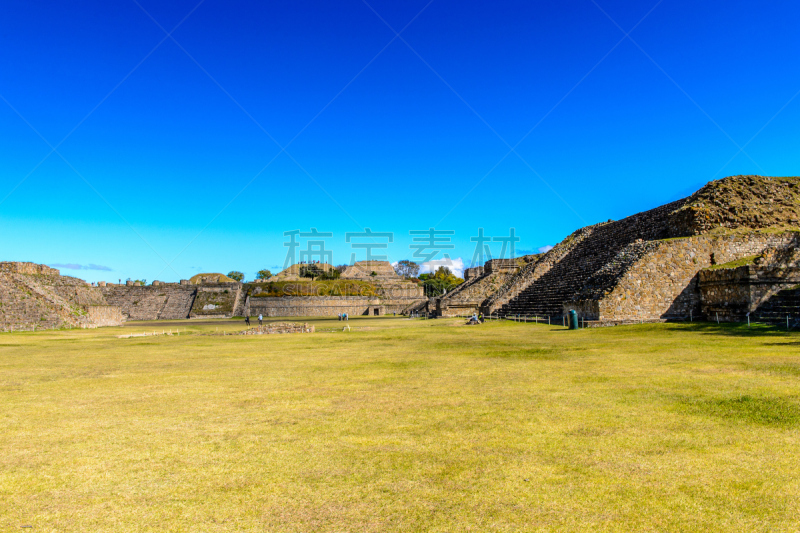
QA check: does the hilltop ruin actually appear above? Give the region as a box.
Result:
[434,175,800,325]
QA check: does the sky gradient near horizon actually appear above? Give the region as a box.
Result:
[2,0,799,282]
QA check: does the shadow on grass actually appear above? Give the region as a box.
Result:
[677,394,800,428]
[670,321,799,338]
[484,347,576,360]
[742,362,800,377]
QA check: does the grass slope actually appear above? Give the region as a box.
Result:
[1,318,799,531]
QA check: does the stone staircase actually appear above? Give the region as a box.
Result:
[485,198,689,318]
[483,223,601,315]
[158,289,197,319]
[441,273,482,300]
[753,286,800,326]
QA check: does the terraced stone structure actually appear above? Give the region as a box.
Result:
[478,175,800,322]
[436,258,536,317]
[266,263,337,282]
[100,280,243,321]
[340,260,400,280]
[0,262,122,331]
[248,261,426,317]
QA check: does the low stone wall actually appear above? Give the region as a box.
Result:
[238,322,314,335]
[86,305,124,327]
[247,296,424,317]
[249,296,381,317]
[699,264,800,322]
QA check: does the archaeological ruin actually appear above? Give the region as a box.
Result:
[1,175,798,331]
[436,175,800,326]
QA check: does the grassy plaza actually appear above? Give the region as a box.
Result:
[1,317,799,531]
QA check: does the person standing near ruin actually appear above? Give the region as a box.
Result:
[258,314,263,326]
[245,315,251,326]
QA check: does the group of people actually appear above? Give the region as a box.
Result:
[299,260,323,265]
[244,314,264,326]
[470,312,484,324]
[338,313,349,321]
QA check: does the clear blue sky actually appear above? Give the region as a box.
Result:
[2,0,799,282]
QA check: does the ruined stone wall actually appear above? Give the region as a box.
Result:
[189,284,241,318]
[670,175,800,234]
[100,283,245,320]
[0,262,61,276]
[101,284,198,321]
[463,267,484,281]
[575,232,799,320]
[239,322,315,335]
[86,305,124,327]
[698,263,800,322]
[248,296,381,317]
[0,262,107,330]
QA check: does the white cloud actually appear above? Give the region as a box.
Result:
[419,257,465,278]
[51,263,112,271]
[537,245,554,254]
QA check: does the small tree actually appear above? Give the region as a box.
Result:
[227,271,244,282]
[256,269,272,280]
[434,266,452,278]
[394,260,419,278]
[418,267,463,296]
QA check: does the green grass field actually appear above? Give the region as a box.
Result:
[1,317,799,531]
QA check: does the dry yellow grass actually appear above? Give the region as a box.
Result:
[1,317,799,531]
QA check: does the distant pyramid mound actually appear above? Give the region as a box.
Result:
[268,263,337,281]
[189,273,237,284]
[341,261,399,280]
